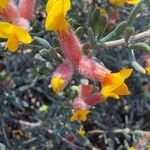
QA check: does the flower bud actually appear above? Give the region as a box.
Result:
[76,56,111,82]
[51,61,74,93]
[57,27,82,65]
[140,54,150,67]
[72,98,89,110]
[80,84,93,98]
[18,0,35,20]
[0,0,18,22]
[66,133,76,142]
[85,93,104,106]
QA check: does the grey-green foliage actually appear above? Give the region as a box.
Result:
[89,8,107,39]
[101,21,128,42]
[124,26,134,43]
[33,36,51,49]
[129,42,150,52]
[128,0,143,26]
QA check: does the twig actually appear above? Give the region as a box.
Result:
[88,128,150,136]
[43,128,88,150]
[4,117,42,128]
[4,117,88,150]
[95,29,150,48]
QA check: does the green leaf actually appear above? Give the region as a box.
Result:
[96,16,107,38]
[124,26,134,43]
[131,61,146,74]
[101,21,127,42]
[34,53,46,63]
[33,36,51,49]
[89,8,107,38]
[39,49,52,60]
[128,0,143,26]
[129,42,150,52]
[75,26,83,38]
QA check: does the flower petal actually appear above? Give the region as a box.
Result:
[15,26,32,44]
[0,0,8,9]
[45,12,69,31]
[127,0,140,4]
[51,76,65,93]
[45,0,70,31]
[113,83,130,96]
[81,84,93,98]
[0,22,14,38]
[109,0,126,6]
[119,68,133,79]
[101,68,132,99]
[77,127,85,137]
[46,0,57,13]
[70,109,90,122]
[63,0,71,15]
[145,67,150,76]
[5,35,19,52]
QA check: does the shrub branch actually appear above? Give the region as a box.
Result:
[102,29,150,48]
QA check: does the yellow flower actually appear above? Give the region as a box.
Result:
[0,22,32,52]
[77,127,85,137]
[148,144,150,150]
[45,0,71,31]
[100,8,107,16]
[109,0,140,6]
[109,0,126,6]
[101,68,133,100]
[145,67,150,76]
[128,146,136,150]
[0,0,8,9]
[51,75,65,93]
[126,0,140,5]
[70,109,90,122]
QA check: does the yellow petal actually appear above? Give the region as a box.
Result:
[119,68,133,79]
[0,0,8,9]
[77,127,85,137]
[62,0,71,15]
[45,0,71,31]
[113,83,130,95]
[51,75,65,93]
[109,0,126,6]
[45,12,69,31]
[14,26,32,44]
[101,86,120,100]
[70,109,90,122]
[0,22,14,38]
[103,68,132,91]
[106,92,120,100]
[100,8,107,16]
[127,0,140,5]
[145,67,150,76]
[128,147,136,150]
[101,68,132,99]
[46,0,57,13]
[5,35,19,52]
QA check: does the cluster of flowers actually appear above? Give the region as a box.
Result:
[44,0,133,123]
[0,0,148,135]
[0,0,35,52]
